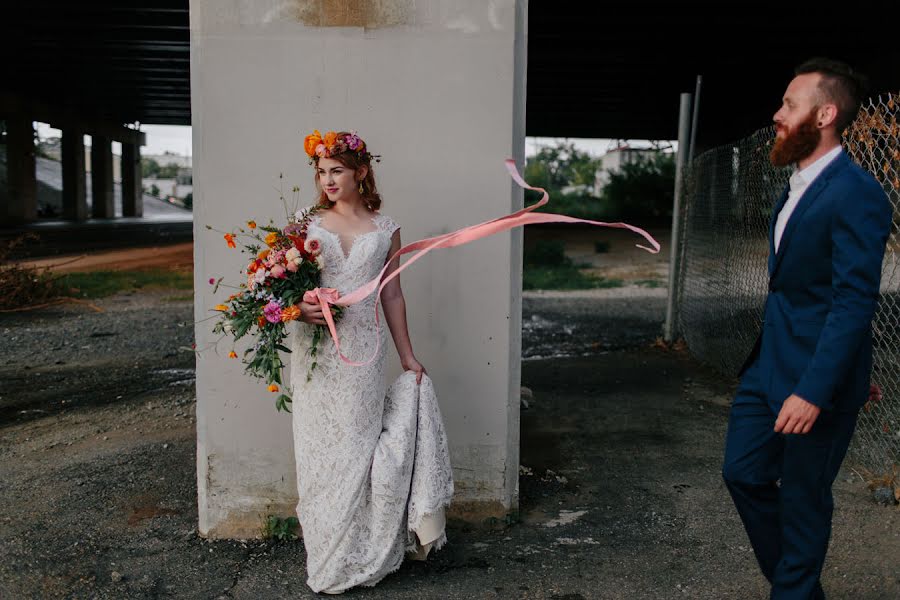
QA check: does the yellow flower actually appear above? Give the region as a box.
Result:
[268,384,279,393]
[264,232,278,247]
[257,249,270,260]
[214,304,229,311]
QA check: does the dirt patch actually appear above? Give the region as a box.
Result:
[14,242,194,274]
[525,225,671,286]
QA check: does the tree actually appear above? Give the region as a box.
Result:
[142,158,161,178]
[524,141,600,196]
[158,162,180,179]
[600,152,675,220]
[523,141,675,220]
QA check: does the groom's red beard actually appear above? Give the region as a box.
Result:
[770,111,821,167]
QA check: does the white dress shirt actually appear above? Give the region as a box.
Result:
[774,145,843,253]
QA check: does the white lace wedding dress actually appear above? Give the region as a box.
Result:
[289,209,454,594]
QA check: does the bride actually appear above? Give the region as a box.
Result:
[290,130,454,594]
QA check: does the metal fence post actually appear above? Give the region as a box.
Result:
[664,93,693,342]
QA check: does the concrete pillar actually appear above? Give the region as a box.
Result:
[121,142,143,217]
[191,0,527,538]
[90,135,115,218]
[3,116,37,224]
[62,127,87,221]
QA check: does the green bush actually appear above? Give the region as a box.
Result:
[522,240,623,290]
[523,141,675,221]
[524,240,569,267]
[523,266,622,290]
[600,153,675,220]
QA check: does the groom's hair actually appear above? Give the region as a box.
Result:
[795,57,869,132]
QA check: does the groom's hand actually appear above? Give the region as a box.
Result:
[774,394,821,434]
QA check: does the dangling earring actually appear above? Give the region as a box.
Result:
[358,180,364,194]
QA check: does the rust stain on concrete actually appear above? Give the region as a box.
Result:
[293,0,414,29]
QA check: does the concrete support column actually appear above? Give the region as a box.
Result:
[3,115,37,224]
[90,134,115,218]
[62,127,87,221]
[191,0,527,538]
[121,142,143,217]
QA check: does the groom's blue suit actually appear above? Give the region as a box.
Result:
[723,150,892,599]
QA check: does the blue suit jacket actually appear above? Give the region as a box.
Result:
[740,151,893,411]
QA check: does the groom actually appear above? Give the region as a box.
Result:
[722,58,893,599]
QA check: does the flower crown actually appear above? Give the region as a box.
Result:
[303,130,379,165]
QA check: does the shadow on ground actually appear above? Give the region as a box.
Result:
[1,292,897,599]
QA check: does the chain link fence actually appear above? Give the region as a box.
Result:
[675,93,900,474]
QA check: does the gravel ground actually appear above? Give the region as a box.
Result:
[1,289,898,599]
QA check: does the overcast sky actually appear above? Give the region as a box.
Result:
[35,122,674,158]
[35,123,193,157]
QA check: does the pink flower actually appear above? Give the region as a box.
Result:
[346,133,363,150]
[315,143,327,158]
[270,264,286,278]
[263,301,283,323]
[286,260,299,272]
[304,238,322,255]
[208,278,215,285]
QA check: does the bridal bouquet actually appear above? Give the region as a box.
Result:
[207,204,341,412]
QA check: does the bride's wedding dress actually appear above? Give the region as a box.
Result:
[289,209,454,594]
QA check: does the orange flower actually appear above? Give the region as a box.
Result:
[304,130,323,157]
[323,131,338,147]
[264,232,278,247]
[258,249,270,260]
[247,260,259,274]
[247,220,257,229]
[214,304,229,311]
[224,233,236,248]
[228,351,238,359]
[268,384,279,393]
[281,305,302,322]
[257,315,267,329]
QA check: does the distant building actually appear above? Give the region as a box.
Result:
[594,145,658,194]
[145,151,192,169]
[37,137,62,161]
[143,160,192,203]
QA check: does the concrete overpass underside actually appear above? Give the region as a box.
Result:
[1,1,898,227]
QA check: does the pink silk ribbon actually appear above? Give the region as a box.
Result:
[305,159,661,367]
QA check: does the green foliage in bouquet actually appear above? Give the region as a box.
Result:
[206,192,342,412]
